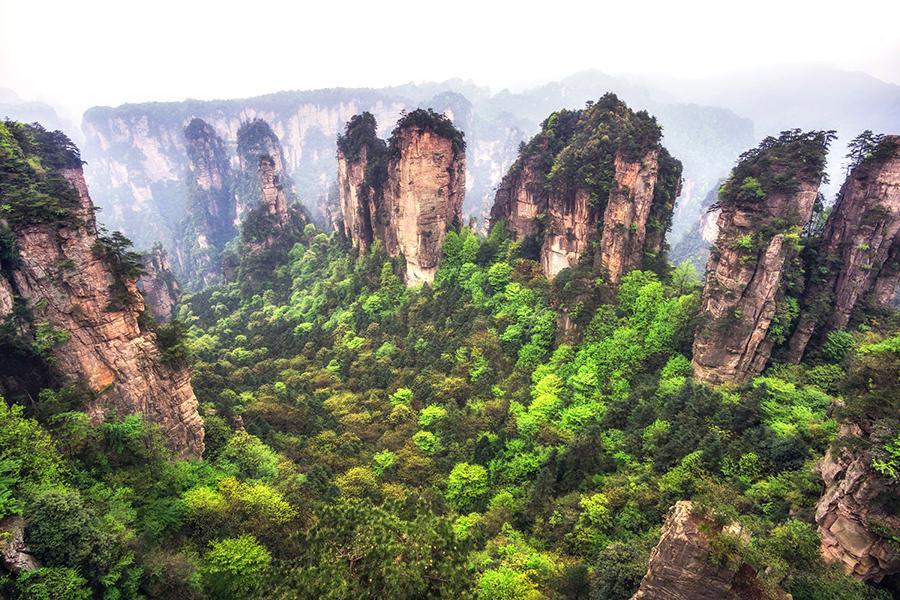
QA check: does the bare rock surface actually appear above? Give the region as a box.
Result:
[816,424,900,582]
[4,167,203,457]
[632,501,789,600]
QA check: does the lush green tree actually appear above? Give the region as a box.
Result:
[201,535,271,599]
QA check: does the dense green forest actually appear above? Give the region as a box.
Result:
[1,227,896,598]
[0,120,898,599]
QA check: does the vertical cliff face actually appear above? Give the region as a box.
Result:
[256,155,292,226]
[335,110,465,285]
[692,130,832,384]
[489,149,549,242]
[599,150,660,283]
[178,118,238,285]
[632,501,787,600]
[236,119,297,220]
[335,112,386,252]
[541,187,599,278]
[787,136,900,362]
[337,144,373,251]
[816,424,900,583]
[489,94,682,284]
[383,115,466,284]
[0,122,204,457]
[137,245,180,323]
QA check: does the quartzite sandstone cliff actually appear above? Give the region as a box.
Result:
[632,501,788,600]
[787,136,900,362]
[137,245,181,323]
[0,124,204,456]
[692,131,831,384]
[177,117,238,285]
[816,423,900,583]
[336,110,465,285]
[489,95,682,283]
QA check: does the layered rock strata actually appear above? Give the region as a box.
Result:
[692,131,831,384]
[335,110,465,285]
[137,245,180,322]
[632,501,788,600]
[816,423,900,583]
[787,136,900,362]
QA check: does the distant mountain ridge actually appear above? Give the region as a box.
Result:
[77,67,899,277]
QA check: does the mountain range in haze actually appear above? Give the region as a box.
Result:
[2,66,897,270]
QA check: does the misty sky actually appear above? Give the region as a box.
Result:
[2,0,899,120]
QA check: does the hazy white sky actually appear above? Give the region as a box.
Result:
[2,0,898,121]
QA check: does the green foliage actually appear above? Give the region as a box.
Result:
[447,463,490,512]
[822,330,854,363]
[218,431,281,482]
[93,229,145,311]
[478,566,536,599]
[13,567,92,600]
[717,129,835,210]
[155,320,193,366]
[388,108,465,159]
[0,402,62,519]
[0,121,83,227]
[30,322,69,360]
[271,499,470,598]
[202,535,271,599]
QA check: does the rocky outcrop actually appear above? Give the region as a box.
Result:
[0,123,203,456]
[138,245,180,322]
[489,148,547,243]
[692,130,832,384]
[787,136,900,362]
[337,144,374,251]
[541,187,599,279]
[177,118,238,285]
[335,113,385,252]
[599,150,660,283]
[632,501,788,600]
[383,118,465,284]
[236,119,298,220]
[0,516,40,574]
[335,110,465,285]
[257,155,292,228]
[816,423,900,583]
[489,94,682,283]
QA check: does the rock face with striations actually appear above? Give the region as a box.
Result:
[816,423,900,583]
[489,94,682,283]
[0,122,204,457]
[692,130,832,384]
[632,501,788,600]
[336,112,385,253]
[335,109,465,285]
[787,135,900,362]
[383,112,466,284]
[177,118,238,286]
[237,118,297,220]
[137,245,180,323]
